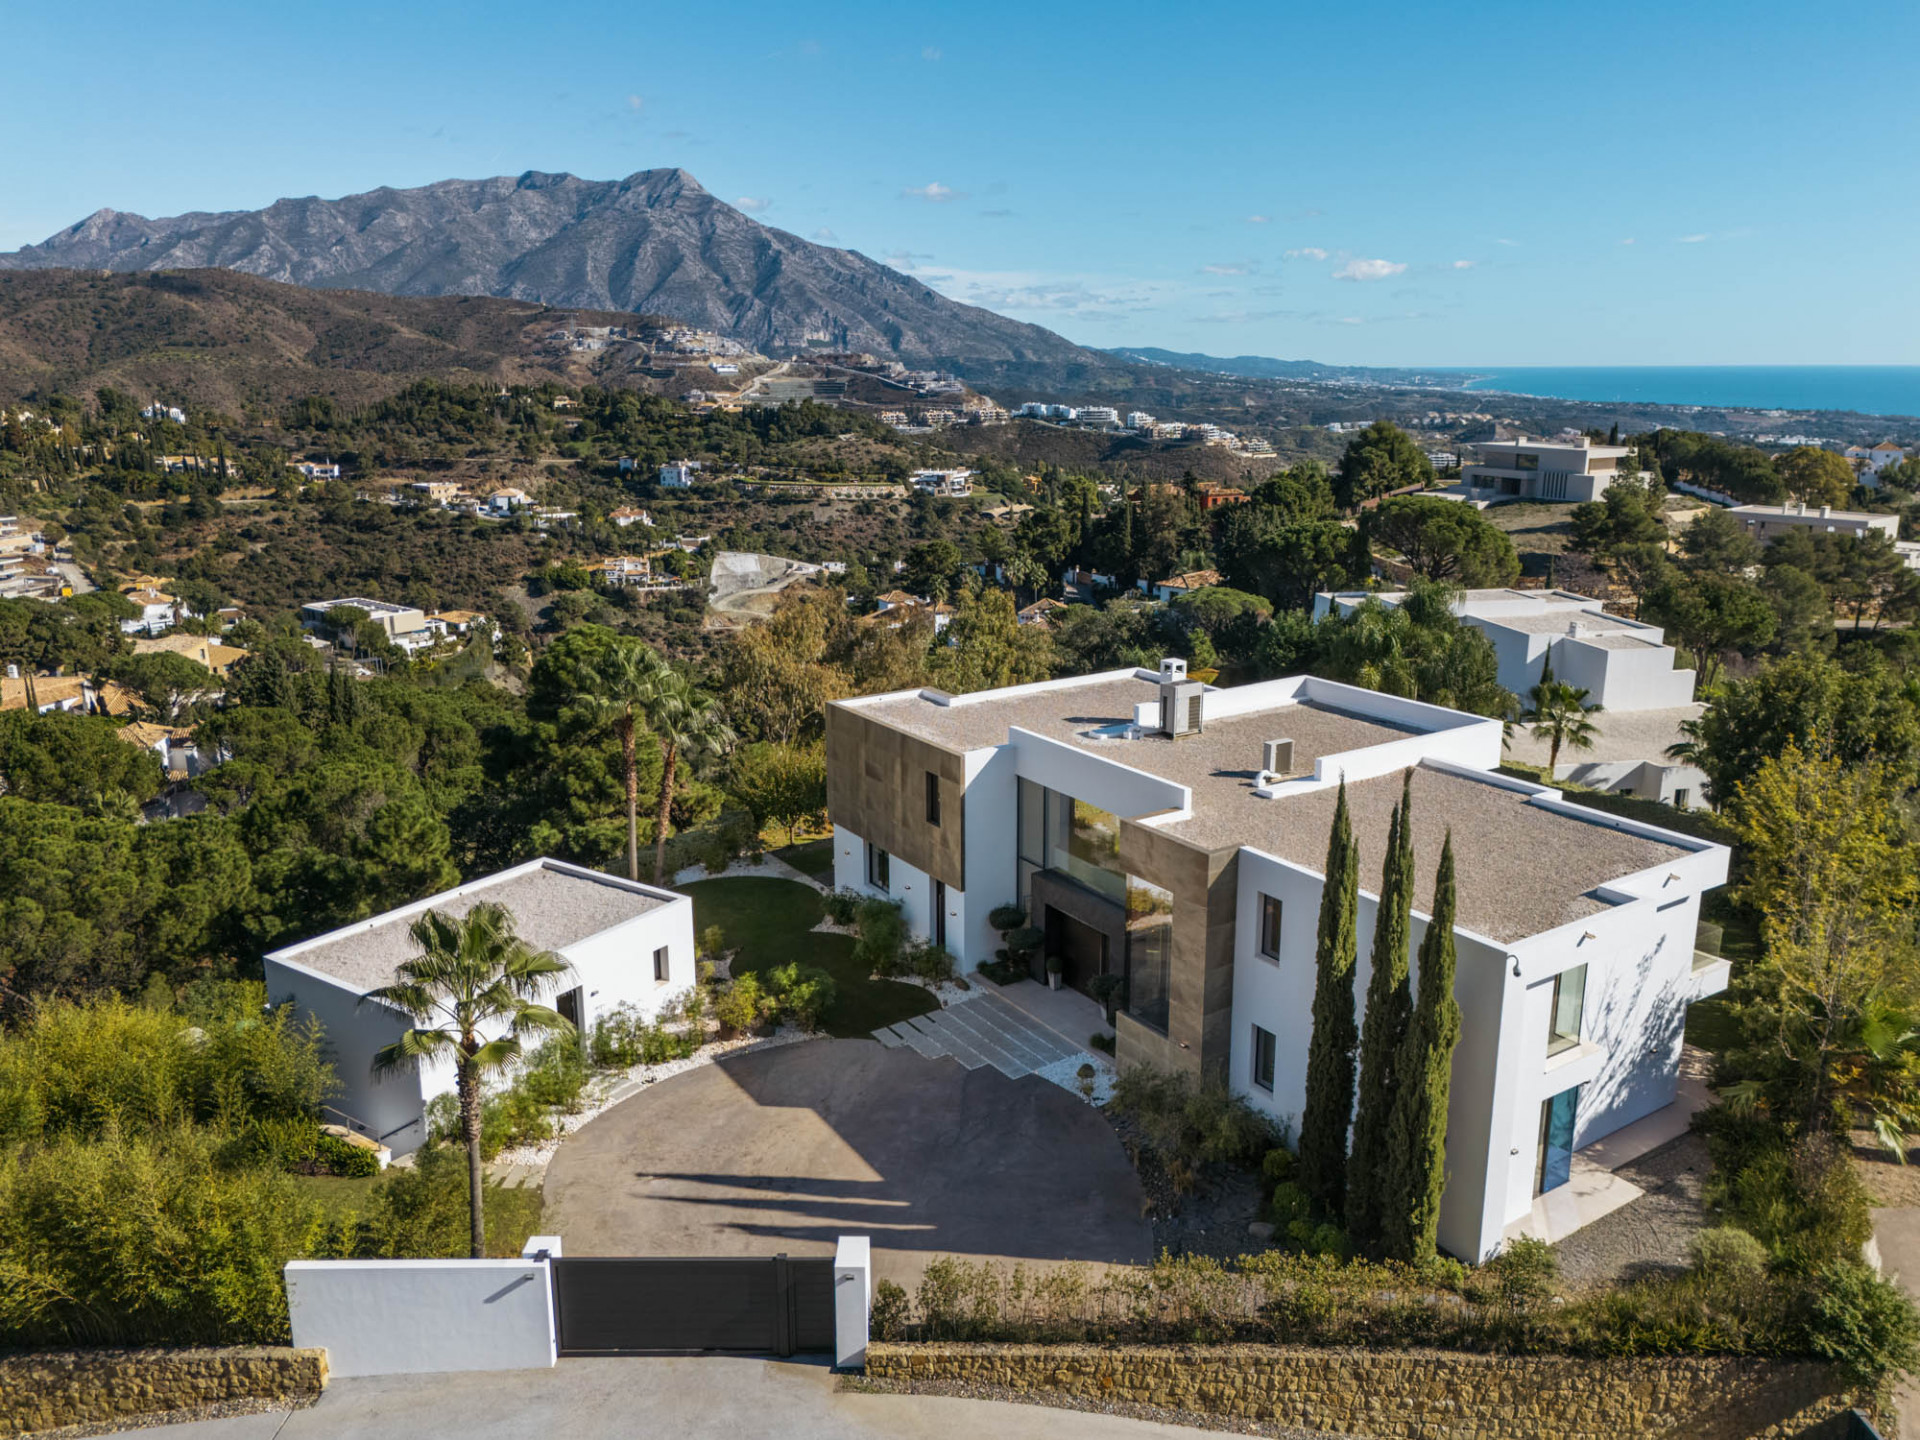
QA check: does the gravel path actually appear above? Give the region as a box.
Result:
[1551,1132,1713,1287]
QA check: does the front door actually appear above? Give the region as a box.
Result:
[1046,908,1109,995]
[1536,1086,1580,1195]
[556,986,584,1030]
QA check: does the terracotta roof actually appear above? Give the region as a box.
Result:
[117,721,191,748]
[1157,570,1222,591]
[1,673,86,711]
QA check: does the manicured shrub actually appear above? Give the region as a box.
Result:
[853,898,910,978]
[1689,1225,1769,1281]
[987,903,1027,932]
[1262,1147,1296,1187]
[765,962,838,1032]
[905,940,955,984]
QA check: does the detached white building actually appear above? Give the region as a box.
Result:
[826,664,1730,1262]
[1314,589,1697,712]
[1459,436,1632,503]
[1727,501,1900,544]
[264,859,695,1156]
[909,468,974,497]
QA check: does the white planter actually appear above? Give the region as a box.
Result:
[1048,973,1062,990]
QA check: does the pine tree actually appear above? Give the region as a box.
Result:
[1382,830,1462,1264]
[1298,779,1360,1215]
[1346,769,1416,1255]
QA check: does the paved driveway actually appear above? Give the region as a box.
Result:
[543,1039,1152,1287]
[1873,1207,1920,1433]
[132,1357,1259,1439]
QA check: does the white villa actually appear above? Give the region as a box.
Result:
[826,663,1730,1262]
[1457,436,1633,504]
[264,859,695,1156]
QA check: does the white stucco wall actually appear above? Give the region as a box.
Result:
[559,898,697,1031]
[960,745,1019,967]
[265,957,430,1153]
[285,1258,555,1377]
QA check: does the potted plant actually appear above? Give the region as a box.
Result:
[1044,954,1063,991]
[1088,973,1124,1027]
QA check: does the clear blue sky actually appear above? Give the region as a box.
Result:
[3,0,1913,367]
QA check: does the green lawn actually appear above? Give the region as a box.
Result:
[681,876,936,1038]
[777,838,837,884]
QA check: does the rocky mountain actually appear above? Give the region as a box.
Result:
[0,169,1096,367]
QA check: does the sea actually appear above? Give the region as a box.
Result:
[1429,366,1920,421]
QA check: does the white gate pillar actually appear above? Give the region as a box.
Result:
[832,1235,871,1371]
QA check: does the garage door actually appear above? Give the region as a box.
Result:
[551,1255,836,1356]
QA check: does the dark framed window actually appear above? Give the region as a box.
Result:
[1251,1025,1276,1092]
[866,842,890,891]
[653,946,669,982]
[925,770,942,827]
[1259,894,1283,960]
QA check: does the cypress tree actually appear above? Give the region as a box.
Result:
[1346,769,1416,1255]
[1297,779,1360,1216]
[1382,830,1462,1265]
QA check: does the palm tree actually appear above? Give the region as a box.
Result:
[572,639,668,881]
[644,670,736,885]
[365,903,574,1257]
[1525,672,1604,771]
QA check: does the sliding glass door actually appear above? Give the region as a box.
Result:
[1535,1086,1580,1195]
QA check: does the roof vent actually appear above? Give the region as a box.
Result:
[1262,738,1295,777]
[1158,657,1188,684]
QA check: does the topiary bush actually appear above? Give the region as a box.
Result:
[987,903,1027,933]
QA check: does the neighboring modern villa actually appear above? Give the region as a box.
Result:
[1455,435,1633,503]
[1314,588,1708,809]
[825,662,1731,1263]
[264,859,695,1156]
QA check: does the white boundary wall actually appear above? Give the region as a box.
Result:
[286,1258,557,1377]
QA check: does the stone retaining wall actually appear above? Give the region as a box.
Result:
[865,1342,1875,1440]
[0,1347,326,1437]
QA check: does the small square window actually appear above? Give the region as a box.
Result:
[925,771,942,827]
[1251,1025,1276,1093]
[1259,894,1283,960]
[653,946,670,982]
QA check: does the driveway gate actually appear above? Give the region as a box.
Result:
[551,1255,836,1356]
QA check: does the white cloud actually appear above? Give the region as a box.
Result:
[734,196,770,214]
[1332,257,1406,282]
[812,227,837,242]
[625,94,644,111]
[1619,237,1636,245]
[1285,247,1329,261]
[1451,259,1474,269]
[902,182,962,202]
[922,45,942,60]
[1677,233,1710,244]
[1246,215,1271,225]
[1201,262,1253,276]
[1495,238,1519,247]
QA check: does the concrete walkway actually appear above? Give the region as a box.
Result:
[123,1356,1252,1439]
[872,988,1090,1077]
[1872,1207,1920,1433]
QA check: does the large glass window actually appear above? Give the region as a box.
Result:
[1019,779,1126,906]
[1259,894,1282,960]
[1536,1085,1580,1194]
[1124,874,1174,1034]
[1251,1025,1276,1092]
[1548,964,1587,1057]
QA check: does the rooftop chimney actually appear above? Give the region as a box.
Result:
[1820,504,1832,518]
[1158,656,1188,684]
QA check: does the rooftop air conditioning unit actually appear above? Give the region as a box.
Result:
[1263,738,1295,777]
[1160,679,1204,738]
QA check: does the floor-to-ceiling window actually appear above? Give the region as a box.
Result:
[1123,874,1174,1034]
[1536,1086,1580,1194]
[1017,779,1125,907]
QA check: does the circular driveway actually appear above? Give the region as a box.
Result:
[543,1039,1152,1285]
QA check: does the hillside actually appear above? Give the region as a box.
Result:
[0,269,668,412]
[0,169,1098,367]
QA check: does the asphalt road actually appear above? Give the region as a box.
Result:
[135,1358,1216,1439]
[542,1039,1152,1288]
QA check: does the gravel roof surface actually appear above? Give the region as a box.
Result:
[274,863,669,992]
[1251,767,1691,943]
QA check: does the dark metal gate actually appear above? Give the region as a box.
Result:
[551,1255,836,1356]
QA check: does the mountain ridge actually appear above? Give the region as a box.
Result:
[0,169,1098,368]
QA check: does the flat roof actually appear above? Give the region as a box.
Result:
[267,860,674,993]
[302,597,420,615]
[1254,766,1692,944]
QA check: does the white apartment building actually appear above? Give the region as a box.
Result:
[265,859,694,1156]
[1459,436,1632,503]
[1728,501,1900,544]
[909,468,974,497]
[1076,406,1121,427]
[826,664,1730,1262]
[1126,412,1157,430]
[1314,589,1696,712]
